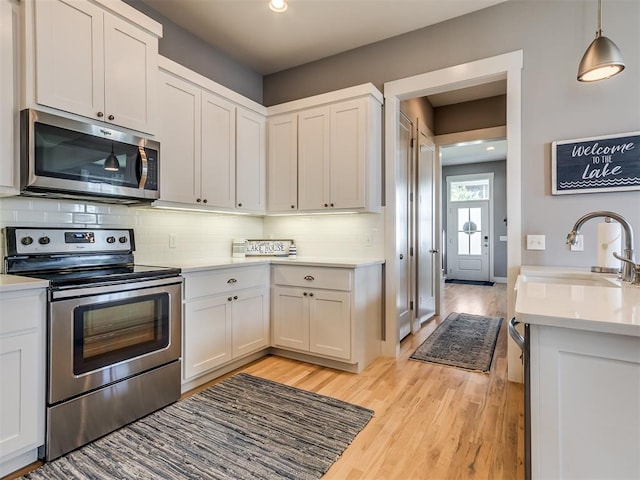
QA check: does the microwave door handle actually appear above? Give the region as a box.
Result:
[138,146,148,188]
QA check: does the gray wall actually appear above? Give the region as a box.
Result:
[264,0,640,268]
[442,161,508,278]
[434,95,506,135]
[124,0,263,103]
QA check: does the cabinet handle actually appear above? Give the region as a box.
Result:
[233,295,238,300]
[227,278,237,284]
[97,111,104,118]
[304,275,314,281]
[227,297,233,301]
[196,198,202,203]
[108,114,115,120]
[309,292,314,297]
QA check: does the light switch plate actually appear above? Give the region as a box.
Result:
[527,234,546,250]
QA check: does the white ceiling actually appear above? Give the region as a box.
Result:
[140,0,508,75]
[440,139,507,167]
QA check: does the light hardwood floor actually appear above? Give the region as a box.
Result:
[7,282,524,480]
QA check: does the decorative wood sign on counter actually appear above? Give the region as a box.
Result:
[552,131,640,194]
[245,239,293,256]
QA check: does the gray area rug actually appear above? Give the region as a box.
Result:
[23,373,374,480]
[410,312,503,372]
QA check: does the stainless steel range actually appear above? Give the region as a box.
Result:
[3,227,182,461]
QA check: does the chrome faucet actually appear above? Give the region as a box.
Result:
[567,211,635,282]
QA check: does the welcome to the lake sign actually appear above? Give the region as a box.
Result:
[552,131,640,195]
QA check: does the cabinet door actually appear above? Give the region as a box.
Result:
[298,106,330,211]
[103,13,157,133]
[34,0,104,119]
[232,287,270,358]
[236,107,266,213]
[158,71,201,204]
[0,331,40,456]
[201,91,236,208]
[0,0,17,194]
[272,286,309,351]
[309,290,351,360]
[183,295,232,380]
[330,99,367,209]
[267,113,298,213]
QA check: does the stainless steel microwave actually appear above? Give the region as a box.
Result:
[20,109,160,204]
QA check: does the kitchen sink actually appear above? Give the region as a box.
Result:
[517,267,621,288]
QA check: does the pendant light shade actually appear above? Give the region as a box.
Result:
[577,0,625,82]
[104,144,120,171]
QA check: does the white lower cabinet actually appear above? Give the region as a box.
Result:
[271,264,381,371]
[0,287,46,477]
[182,265,270,386]
[530,324,640,479]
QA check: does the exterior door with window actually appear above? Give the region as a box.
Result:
[446,174,492,282]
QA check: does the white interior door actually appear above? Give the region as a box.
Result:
[397,113,412,340]
[447,200,490,281]
[416,131,436,320]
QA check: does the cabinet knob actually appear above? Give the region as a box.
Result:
[227,297,233,301]
[203,199,208,204]
[330,203,334,207]
[324,203,328,207]
[399,253,404,260]
[309,292,314,297]
[238,203,242,207]
[291,205,295,209]
[303,292,308,296]
[108,114,115,120]
[196,198,202,203]
[227,278,237,284]
[304,275,314,281]
[233,295,238,300]
[97,111,104,118]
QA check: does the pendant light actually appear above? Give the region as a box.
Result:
[104,143,120,171]
[577,0,625,82]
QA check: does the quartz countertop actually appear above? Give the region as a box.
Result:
[515,266,640,337]
[152,256,385,274]
[0,274,49,293]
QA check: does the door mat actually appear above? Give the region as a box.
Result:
[23,373,374,480]
[410,312,503,372]
[445,278,495,286]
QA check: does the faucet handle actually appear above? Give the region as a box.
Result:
[613,252,640,285]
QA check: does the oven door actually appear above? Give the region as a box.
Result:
[48,277,182,404]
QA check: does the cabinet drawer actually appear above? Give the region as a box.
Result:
[272,265,352,291]
[184,265,269,300]
[0,292,45,335]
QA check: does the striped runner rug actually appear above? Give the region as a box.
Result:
[23,373,374,480]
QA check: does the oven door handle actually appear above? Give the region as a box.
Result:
[50,275,182,300]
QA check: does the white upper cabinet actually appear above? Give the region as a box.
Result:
[0,0,19,196]
[267,113,298,212]
[24,0,161,134]
[156,57,267,214]
[236,107,266,213]
[267,84,383,214]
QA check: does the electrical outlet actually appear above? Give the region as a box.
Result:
[570,234,584,251]
[526,234,546,250]
[169,234,176,248]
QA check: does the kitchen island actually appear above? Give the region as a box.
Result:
[515,266,640,480]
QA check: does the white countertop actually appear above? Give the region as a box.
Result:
[156,256,385,273]
[515,266,640,337]
[0,274,49,293]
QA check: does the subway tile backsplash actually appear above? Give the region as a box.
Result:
[0,196,384,272]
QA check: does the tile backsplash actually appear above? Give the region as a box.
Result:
[0,196,385,271]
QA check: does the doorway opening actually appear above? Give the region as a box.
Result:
[383,50,523,383]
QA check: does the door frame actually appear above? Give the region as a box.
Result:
[445,172,494,282]
[383,50,523,383]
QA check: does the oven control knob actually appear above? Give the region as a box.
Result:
[21,236,34,246]
[106,236,116,244]
[118,236,128,244]
[38,236,50,245]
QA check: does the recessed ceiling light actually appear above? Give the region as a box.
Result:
[269,0,288,13]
